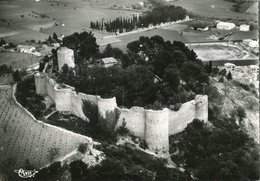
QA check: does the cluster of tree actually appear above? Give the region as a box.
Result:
[0,64,13,75]
[58,36,208,109]
[167,81,259,180]
[0,38,6,46]
[62,31,99,64]
[187,20,214,30]
[224,0,244,12]
[16,75,46,119]
[169,117,259,180]
[124,36,208,92]
[90,5,187,33]
[90,14,139,33]
[35,145,191,181]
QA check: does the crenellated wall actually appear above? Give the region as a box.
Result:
[116,107,146,139]
[168,99,196,135]
[34,72,106,121]
[35,72,208,154]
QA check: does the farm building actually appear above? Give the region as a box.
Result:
[98,57,118,68]
[242,39,253,45]
[224,63,236,72]
[17,45,36,53]
[239,24,250,32]
[57,47,75,70]
[249,40,259,48]
[216,22,236,30]
[249,65,259,74]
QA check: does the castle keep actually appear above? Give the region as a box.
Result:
[35,72,208,154]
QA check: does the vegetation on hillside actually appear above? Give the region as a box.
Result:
[56,35,208,109]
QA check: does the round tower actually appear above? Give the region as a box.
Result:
[145,108,169,154]
[57,47,75,70]
[34,72,47,96]
[97,97,117,131]
[195,95,208,123]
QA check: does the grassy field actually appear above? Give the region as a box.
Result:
[0,0,141,44]
[167,0,258,21]
[100,28,185,52]
[0,52,41,69]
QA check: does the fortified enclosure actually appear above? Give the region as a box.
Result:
[35,72,208,154]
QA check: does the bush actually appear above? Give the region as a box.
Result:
[218,76,224,83]
[116,120,130,136]
[78,143,88,154]
[237,106,246,121]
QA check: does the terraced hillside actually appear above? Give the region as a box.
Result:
[0,85,99,171]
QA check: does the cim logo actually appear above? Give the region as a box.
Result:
[14,168,38,178]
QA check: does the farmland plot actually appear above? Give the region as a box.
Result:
[0,86,99,170]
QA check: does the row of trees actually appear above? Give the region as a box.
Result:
[90,5,187,33]
[90,14,140,33]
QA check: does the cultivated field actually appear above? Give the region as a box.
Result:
[0,85,95,170]
[187,43,257,61]
[0,52,41,69]
[0,0,141,44]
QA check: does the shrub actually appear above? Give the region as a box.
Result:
[82,100,98,125]
[237,106,246,121]
[218,76,224,83]
[48,148,60,162]
[116,120,130,136]
[78,143,88,154]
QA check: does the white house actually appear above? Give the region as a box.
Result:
[239,24,250,32]
[242,39,253,45]
[17,45,36,53]
[98,57,118,68]
[249,40,259,48]
[217,22,236,30]
[224,63,236,72]
[249,65,259,74]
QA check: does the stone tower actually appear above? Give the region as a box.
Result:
[57,47,75,70]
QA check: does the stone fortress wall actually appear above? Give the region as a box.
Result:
[35,72,208,153]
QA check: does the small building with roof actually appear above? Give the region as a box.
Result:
[17,45,36,53]
[224,63,236,72]
[217,22,236,30]
[98,57,118,68]
[239,24,250,32]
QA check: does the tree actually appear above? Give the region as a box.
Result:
[53,32,58,41]
[237,106,246,121]
[61,64,69,74]
[0,38,6,46]
[127,40,140,53]
[78,143,88,154]
[13,70,20,82]
[244,96,258,110]
[227,71,233,80]
[219,69,227,76]
[163,64,180,91]
[103,44,113,57]
[111,48,123,59]
[218,76,224,83]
